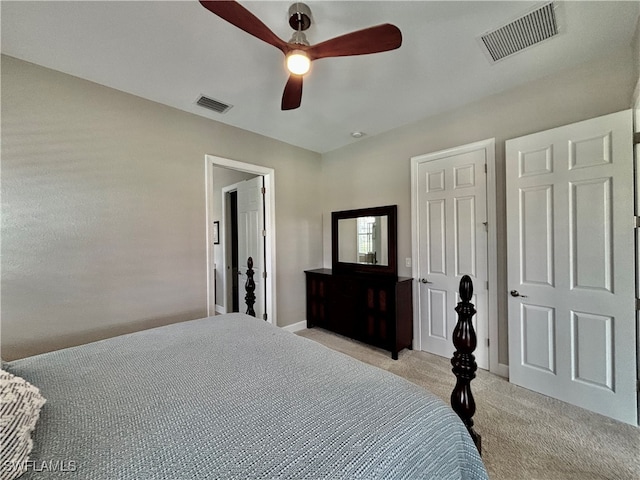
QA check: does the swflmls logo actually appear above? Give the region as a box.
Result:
[2,460,78,473]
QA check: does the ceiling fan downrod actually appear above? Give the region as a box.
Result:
[288,3,312,32]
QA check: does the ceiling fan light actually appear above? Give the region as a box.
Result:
[286,51,311,75]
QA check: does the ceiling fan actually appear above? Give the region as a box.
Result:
[199,1,402,110]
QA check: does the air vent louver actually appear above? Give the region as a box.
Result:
[196,95,232,114]
[480,2,559,63]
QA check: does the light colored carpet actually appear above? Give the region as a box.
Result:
[296,328,640,480]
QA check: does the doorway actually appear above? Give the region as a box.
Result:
[229,190,239,312]
[222,176,268,320]
[205,155,276,324]
[223,187,240,313]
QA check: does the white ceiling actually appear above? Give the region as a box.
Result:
[2,1,638,153]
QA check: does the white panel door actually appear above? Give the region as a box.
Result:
[237,176,266,320]
[416,147,489,369]
[506,110,636,425]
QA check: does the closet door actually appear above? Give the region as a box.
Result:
[506,110,637,425]
[414,143,490,369]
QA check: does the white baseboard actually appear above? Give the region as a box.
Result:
[281,320,307,333]
[494,363,509,379]
[215,305,226,315]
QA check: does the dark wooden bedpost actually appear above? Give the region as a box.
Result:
[450,275,481,454]
[245,257,256,317]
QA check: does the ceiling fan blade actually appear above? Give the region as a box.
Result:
[307,24,402,60]
[199,1,288,54]
[281,75,303,110]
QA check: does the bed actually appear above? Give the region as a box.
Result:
[2,268,487,480]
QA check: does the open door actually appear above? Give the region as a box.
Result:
[237,176,267,320]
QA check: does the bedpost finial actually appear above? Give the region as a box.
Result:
[459,275,473,302]
[452,273,481,454]
[245,256,256,317]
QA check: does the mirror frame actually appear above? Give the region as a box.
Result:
[331,205,398,277]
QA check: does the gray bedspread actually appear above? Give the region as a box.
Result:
[6,313,488,479]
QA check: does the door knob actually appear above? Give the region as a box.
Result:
[420,278,432,284]
[510,290,527,298]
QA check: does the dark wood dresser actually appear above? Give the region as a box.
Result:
[305,268,413,359]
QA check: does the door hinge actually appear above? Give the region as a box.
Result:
[637,379,640,392]
[263,313,268,321]
[486,338,490,348]
[633,132,640,146]
[483,221,488,232]
[484,163,487,173]
[636,298,640,310]
[262,229,267,237]
[486,281,489,290]
[635,216,640,228]
[261,187,266,195]
[263,271,267,279]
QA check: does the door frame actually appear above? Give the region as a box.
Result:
[635,96,640,424]
[410,138,502,375]
[205,155,276,324]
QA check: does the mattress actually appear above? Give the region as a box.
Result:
[5,313,488,479]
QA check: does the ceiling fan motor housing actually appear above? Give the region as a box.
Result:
[288,3,312,31]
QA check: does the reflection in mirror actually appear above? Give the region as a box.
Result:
[338,216,389,265]
[332,205,397,277]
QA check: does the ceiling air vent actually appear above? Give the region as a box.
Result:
[195,95,233,114]
[479,2,560,63]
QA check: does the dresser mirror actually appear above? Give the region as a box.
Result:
[332,205,397,276]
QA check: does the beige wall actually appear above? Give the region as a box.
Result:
[634,15,640,106]
[2,46,636,364]
[321,48,636,367]
[1,55,323,360]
